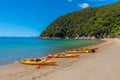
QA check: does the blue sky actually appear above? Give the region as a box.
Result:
[0,0,119,37]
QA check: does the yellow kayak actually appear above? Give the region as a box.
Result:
[19,59,56,65]
[70,48,98,53]
[80,48,98,53]
[65,50,91,54]
[81,48,98,50]
[51,53,80,58]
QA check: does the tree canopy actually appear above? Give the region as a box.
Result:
[40,2,120,38]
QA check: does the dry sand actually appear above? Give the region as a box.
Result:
[0,39,120,80]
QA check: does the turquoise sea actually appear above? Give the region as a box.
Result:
[0,38,99,65]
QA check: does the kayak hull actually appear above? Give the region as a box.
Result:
[65,50,91,54]
[52,54,80,58]
[66,48,98,54]
[19,60,56,65]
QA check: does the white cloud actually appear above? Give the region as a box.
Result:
[68,0,73,2]
[78,3,90,9]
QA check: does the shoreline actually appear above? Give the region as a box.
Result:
[0,39,119,80]
[0,39,102,67]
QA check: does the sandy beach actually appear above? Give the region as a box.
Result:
[0,39,120,80]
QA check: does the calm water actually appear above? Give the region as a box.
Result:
[0,38,99,65]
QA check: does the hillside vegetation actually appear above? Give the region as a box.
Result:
[40,2,120,38]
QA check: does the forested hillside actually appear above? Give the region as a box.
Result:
[40,2,120,38]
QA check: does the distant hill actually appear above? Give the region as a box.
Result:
[40,2,120,38]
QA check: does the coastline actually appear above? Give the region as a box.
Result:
[0,39,101,66]
[0,39,119,80]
